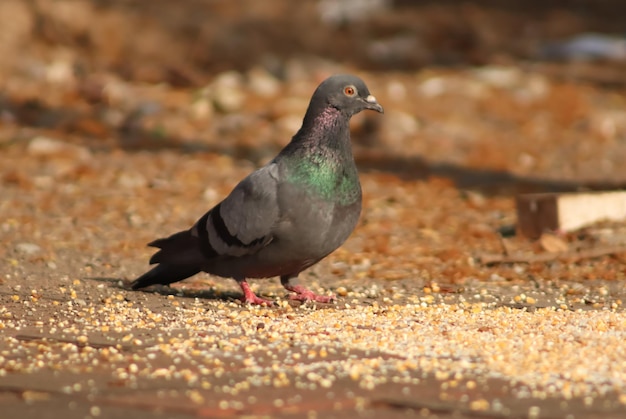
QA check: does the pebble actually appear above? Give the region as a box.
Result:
[276,115,304,136]
[209,71,246,113]
[471,66,523,89]
[592,109,626,142]
[15,242,41,255]
[385,80,407,101]
[27,136,91,161]
[318,0,390,24]
[189,98,214,121]
[383,110,420,140]
[116,172,148,189]
[101,76,134,109]
[514,74,550,103]
[367,35,421,65]
[247,67,281,97]
[417,75,486,99]
[202,187,219,203]
[45,56,75,85]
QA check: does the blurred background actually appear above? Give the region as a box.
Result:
[1,0,625,187]
[2,0,625,79]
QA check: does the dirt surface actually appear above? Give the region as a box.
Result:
[2,1,626,418]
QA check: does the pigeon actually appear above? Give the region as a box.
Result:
[131,74,383,305]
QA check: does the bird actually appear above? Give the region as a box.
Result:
[131,74,384,305]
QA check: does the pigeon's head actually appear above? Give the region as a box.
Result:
[313,74,384,116]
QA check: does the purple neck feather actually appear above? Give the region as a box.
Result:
[296,106,350,148]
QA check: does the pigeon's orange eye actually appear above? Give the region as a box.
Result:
[344,86,356,96]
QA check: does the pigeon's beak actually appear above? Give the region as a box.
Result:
[364,95,384,113]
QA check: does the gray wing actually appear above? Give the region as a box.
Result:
[191,163,281,257]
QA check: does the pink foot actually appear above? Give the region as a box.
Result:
[284,284,335,303]
[239,280,274,306]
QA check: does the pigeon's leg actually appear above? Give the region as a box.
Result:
[280,275,335,303]
[237,279,274,306]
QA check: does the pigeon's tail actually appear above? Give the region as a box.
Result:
[131,229,206,290]
[130,263,201,289]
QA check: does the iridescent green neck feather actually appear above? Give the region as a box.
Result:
[280,107,361,205]
[288,153,360,204]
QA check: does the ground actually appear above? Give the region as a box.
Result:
[2,1,626,418]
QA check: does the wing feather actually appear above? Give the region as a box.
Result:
[192,163,280,257]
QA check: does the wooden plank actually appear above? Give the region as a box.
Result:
[516,191,626,238]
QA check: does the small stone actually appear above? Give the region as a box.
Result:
[209,71,246,113]
[472,66,523,89]
[190,98,214,121]
[539,233,569,253]
[418,76,448,97]
[277,115,304,136]
[15,243,41,255]
[318,0,390,24]
[386,80,407,101]
[385,111,420,139]
[247,67,281,97]
[203,187,219,203]
[117,172,147,189]
[470,399,490,411]
[46,57,75,85]
[27,136,91,161]
[528,406,541,418]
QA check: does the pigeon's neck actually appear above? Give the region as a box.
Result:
[281,106,360,204]
[297,106,351,152]
[283,106,355,170]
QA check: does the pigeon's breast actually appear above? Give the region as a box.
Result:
[219,192,361,279]
[218,161,363,279]
[287,155,361,204]
[276,178,361,256]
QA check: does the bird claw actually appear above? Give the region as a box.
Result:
[288,289,336,304]
[239,280,275,306]
[239,280,334,305]
[241,295,275,306]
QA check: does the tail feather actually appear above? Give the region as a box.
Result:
[131,264,201,289]
[149,230,204,265]
[132,229,207,290]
